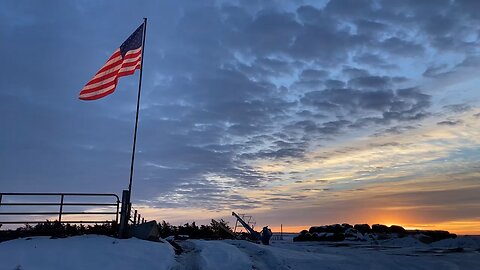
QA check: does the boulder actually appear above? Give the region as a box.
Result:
[129,221,160,241]
[327,232,346,242]
[309,224,345,234]
[371,224,389,233]
[344,228,364,241]
[295,229,345,242]
[422,230,456,242]
[328,224,345,234]
[354,224,371,234]
[388,225,407,235]
[309,226,327,234]
[293,230,312,242]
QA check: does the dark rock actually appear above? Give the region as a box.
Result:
[309,224,345,234]
[295,229,346,242]
[329,224,345,234]
[309,226,326,234]
[344,228,359,237]
[389,225,406,234]
[371,224,389,233]
[130,221,160,241]
[421,230,456,242]
[354,224,371,234]
[293,230,312,242]
[344,228,366,241]
[326,232,345,242]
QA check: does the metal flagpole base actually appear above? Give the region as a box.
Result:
[118,189,131,238]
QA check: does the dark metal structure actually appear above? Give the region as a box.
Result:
[232,211,261,240]
[232,211,272,244]
[0,192,120,225]
[233,213,256,233]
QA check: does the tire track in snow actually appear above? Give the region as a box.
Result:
[227,241,290,270]
[172,240,201,270]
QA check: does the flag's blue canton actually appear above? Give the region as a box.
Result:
[120,23,144,57]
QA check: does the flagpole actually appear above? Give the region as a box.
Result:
[128,17,147,197]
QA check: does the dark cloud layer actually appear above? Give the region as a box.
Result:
[1,0,479,210]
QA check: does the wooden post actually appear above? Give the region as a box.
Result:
[133,210,138,225]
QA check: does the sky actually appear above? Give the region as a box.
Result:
[1,0,480,234]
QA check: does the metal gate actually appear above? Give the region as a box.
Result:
[0,192,120,225]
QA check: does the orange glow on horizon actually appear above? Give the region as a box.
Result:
[130,205,480,235]
[268,221,480,235]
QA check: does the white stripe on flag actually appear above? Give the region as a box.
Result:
[79,84,116,98]
[82,75,117,90]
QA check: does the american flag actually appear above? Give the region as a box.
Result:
[79,23,144,100]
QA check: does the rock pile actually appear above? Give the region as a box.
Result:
[293,223,456,243]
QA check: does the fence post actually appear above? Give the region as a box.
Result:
[133,210,138,225]
[118,190,131,238]
[59,194,64,223]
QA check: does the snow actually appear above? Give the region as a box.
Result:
[1,234,479,270]
[0,235,175,270]
[195,240,253,270]
[432,236,480,250]
[378,235,428,248]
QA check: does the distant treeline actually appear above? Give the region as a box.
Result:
[0,221,117,243]
[158,219,234,239]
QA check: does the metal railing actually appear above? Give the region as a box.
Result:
[0,192,120,225]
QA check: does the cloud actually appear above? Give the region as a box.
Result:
[443,104,472,113]
[423,64,453,78]
[301,87,430,123]
[348,76,391,89]
[353,53,397,69]
[437,120,463,126]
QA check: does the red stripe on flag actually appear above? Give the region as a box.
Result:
[118,63,141,77]
[79,88,116,100]
[79,47,142,100]
[80,79,118,95]
[84,62,123,85]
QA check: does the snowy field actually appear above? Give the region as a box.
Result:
[1,234,479,270]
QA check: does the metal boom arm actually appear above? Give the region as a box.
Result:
[232,211,260,239]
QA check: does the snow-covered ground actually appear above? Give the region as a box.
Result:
[0,235,175,270]
[1,234,479,270]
